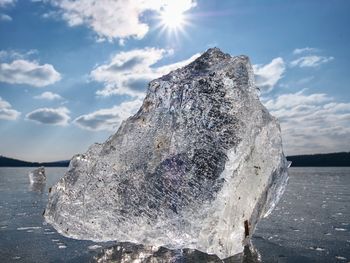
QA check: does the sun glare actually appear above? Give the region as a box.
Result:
[160,9,185,30]
[156,1,194,36]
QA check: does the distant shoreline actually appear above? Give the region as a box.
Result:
[286,152,350,167]
[1,152,349,167]
[0,156,69,167]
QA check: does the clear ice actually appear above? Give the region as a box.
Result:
[44,48,289,258]
[28,166,46,184]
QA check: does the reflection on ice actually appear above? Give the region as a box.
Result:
[28,182,46,193]
[92,242,261,263]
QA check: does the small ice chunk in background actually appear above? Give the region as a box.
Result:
[28,167,46,184]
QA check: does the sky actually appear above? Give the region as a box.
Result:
[0,0,349,162]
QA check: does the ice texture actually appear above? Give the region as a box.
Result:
[44,48,289,258]
[28,167,46,184]
[92,242,260,263]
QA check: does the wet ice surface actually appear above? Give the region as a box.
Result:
[253,167,350,263]
[0,168,113,263]
[0,167,349,262]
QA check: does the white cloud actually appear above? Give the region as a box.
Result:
[0,13,12,21]
[34,91,63,100]
[293,47,319,55]
[0,49,38,60]
[74,99,142,131]
[290,55,334,68]
[253,57,285,92]
[0,96,20,120]
[91,47,200,98]
[0,0,15,7]
[0,59,61,87]
[48,0,196,41]
[264,90,331,110]
[26,107,70,125]
[264,90,350,155]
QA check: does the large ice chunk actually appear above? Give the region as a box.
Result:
[44,48,289,258]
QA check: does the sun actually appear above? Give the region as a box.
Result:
[160,8,186,30]
[156,2,193,36]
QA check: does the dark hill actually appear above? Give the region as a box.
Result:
[0,156,69,167]
[287,152,350,167]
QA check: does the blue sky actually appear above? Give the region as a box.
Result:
[0,0,349,161]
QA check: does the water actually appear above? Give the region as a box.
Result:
[0,167,349,262]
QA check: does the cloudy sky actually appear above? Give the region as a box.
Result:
[0,0,349,162]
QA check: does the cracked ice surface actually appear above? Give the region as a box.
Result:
[44,48,288,259]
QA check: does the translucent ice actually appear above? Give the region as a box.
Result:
[28,166,46,184]
[44,48,289,258]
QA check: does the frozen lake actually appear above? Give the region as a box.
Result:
[254,167,350,262]
[0,167,349,262]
